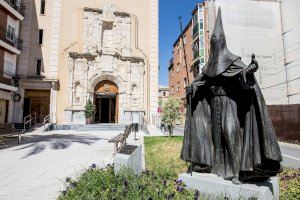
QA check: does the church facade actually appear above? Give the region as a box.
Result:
[14,0,158,125]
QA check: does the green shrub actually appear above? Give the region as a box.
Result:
[84,99,96,119]
[161,97,181,136]
[59,165,195,200]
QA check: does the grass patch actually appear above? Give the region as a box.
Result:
[59,136,300,200]
[279,168,300,199]
[144,136,188,179]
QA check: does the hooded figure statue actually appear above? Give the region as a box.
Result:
[180,8,282,184]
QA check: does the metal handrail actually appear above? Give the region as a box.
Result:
[141,116,149,135]
[23,112,36,133]
[42,114,51,131]
[42,113,57,131]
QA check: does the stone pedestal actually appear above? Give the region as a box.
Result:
[179,173,279,200]
[114,144,143,175]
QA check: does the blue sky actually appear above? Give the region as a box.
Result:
[159,0,202,86]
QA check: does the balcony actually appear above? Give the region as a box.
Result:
[3,0,25,17]
[0,25,23,52]
[0,68,19,88]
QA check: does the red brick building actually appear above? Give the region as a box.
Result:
[169,3,210,102]
[0,0,24,123]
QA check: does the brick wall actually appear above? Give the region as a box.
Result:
[169,21,196,100]
[0,9,7,28]
[268,104,300,142]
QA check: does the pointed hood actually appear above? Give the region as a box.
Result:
[202,8,241,77]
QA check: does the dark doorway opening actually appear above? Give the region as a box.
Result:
[23,98,30,118]
[94,95,117,123]
[100,98,109,123]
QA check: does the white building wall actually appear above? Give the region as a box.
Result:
[280,0,300,104]
[149,0,159,122]
[213,0,288,105]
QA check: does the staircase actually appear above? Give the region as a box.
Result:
[75,123,127,131]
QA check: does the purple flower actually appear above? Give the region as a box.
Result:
[175,178,182,184]
[65,177,71,183]
[194,190,200,199]
[91,164,96,169]
[176,185,184,192]
[163,180,167,186]
[70,181,77,188]
[122,179,128,188]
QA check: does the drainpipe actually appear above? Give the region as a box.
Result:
[279,0,290,104]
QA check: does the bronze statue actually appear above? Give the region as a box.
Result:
[181,8,282,184]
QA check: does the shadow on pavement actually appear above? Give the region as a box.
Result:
[0,133,110,158]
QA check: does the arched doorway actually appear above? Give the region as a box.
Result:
[94,80,118,123]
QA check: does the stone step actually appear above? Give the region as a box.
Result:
[55,124,128,131]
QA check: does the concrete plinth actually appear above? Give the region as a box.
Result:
[114,144,143,175]
[179,173,279,200]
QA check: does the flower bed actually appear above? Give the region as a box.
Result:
[59,136,300,200]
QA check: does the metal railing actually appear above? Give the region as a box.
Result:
[141,116,149,135]
[23,113,37,133]
[4,0,25,16]
[0,25,23,50]
[42,113,57,131]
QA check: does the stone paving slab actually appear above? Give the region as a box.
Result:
[0,130,119,200]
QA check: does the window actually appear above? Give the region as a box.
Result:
[40,0,46,15]
[4,52,16,78]
[192,13,198,28]
[6,25,15,42]
[36,59,42,76]
[177,82,180,92]
[184,77,187,88]
[183,35,187,45]
[171,86,174,95]
[39,29,44,44]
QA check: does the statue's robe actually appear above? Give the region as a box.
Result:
[180,58,282,181]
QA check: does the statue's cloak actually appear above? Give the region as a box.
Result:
[181,8,281,179]
[180,61,282,177]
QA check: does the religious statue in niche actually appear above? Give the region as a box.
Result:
[181,8,282,184]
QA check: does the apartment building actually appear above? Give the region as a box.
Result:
[169,3,209,101]
[0,0,24,123]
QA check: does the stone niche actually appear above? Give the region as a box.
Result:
[65,5,145,124]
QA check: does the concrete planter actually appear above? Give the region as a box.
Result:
[114,144,143,175]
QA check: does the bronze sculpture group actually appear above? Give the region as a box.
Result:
[181,8,282,184]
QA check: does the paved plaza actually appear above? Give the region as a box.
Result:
[0,130,120,200]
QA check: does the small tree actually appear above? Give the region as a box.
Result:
[161,97,181,136]
[84,99,96,119]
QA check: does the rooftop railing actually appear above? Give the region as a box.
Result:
[0,25,23,51]
[4,0,25,16]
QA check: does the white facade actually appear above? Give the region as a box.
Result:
[15,0,159,125]
[208,0,300,105]
[280,0,300,104]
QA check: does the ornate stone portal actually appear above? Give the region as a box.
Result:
[66,5,145,124]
